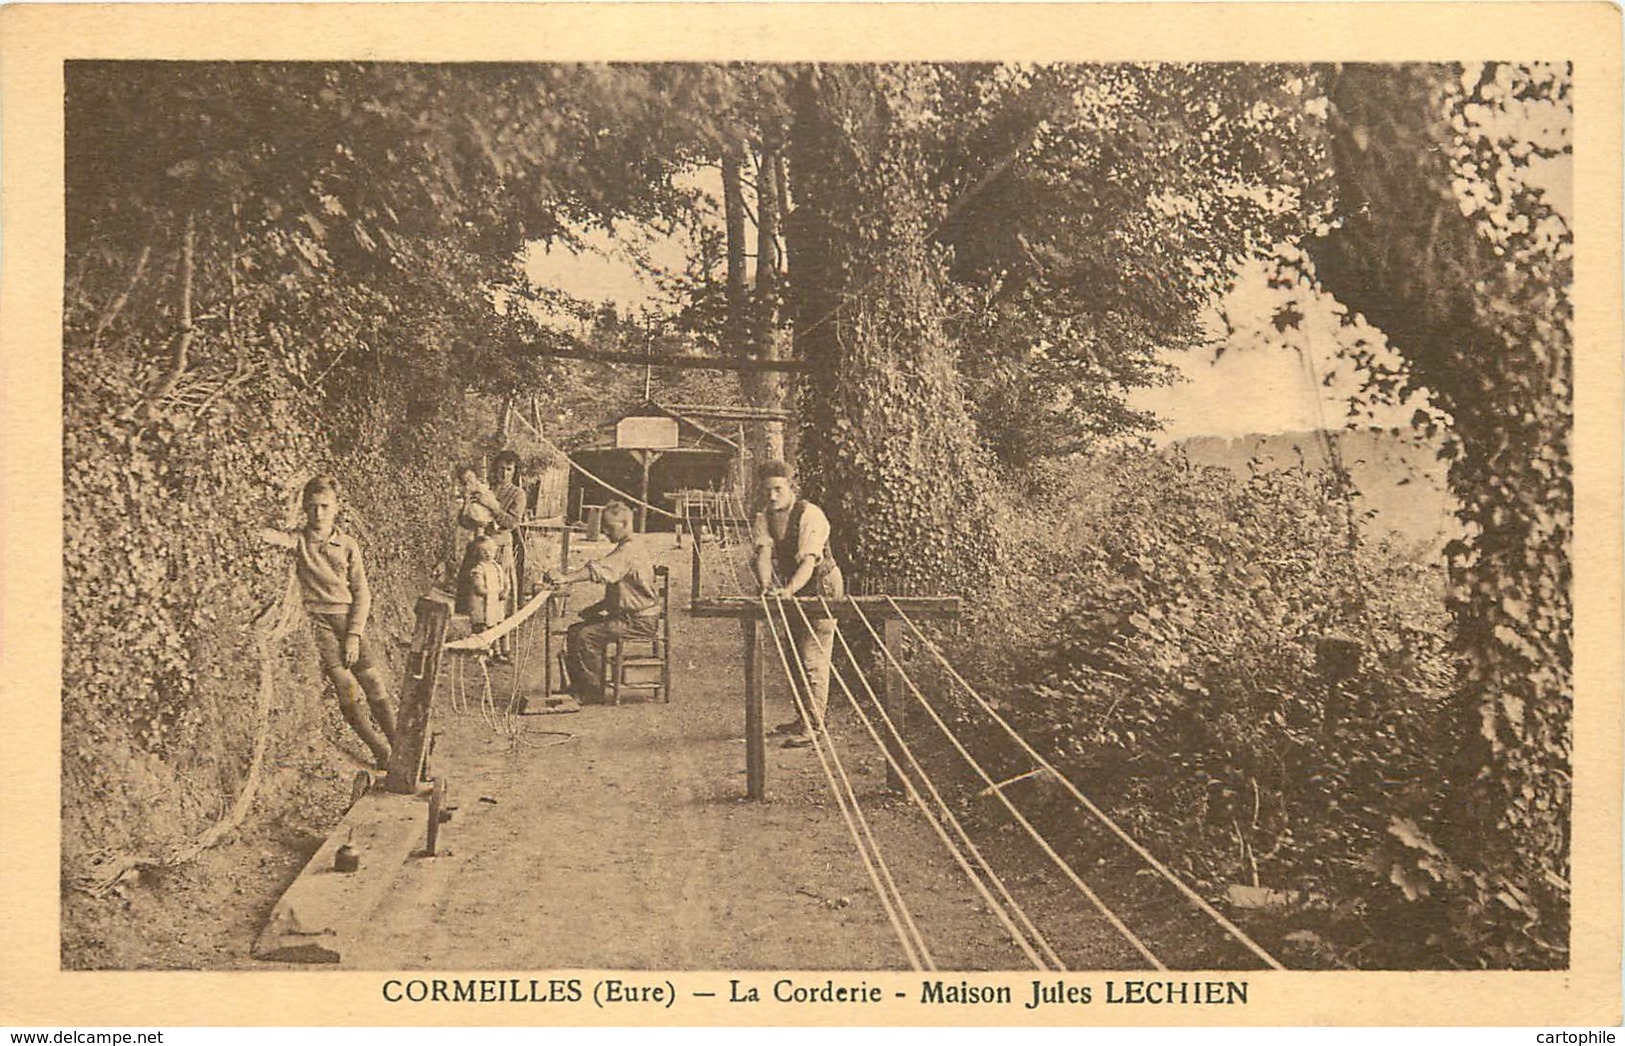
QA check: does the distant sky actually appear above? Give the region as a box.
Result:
[1129,264,1420,444]
[523,231,683,315]
[522,166,714,318]
[1130,340,1360,444]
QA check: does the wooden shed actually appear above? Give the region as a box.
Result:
[568,401,746,531]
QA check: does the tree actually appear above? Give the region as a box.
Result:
[924,64,1334,469]
[632,62,1336,583]
[786,65,999,592]
[740,133,790,465]
[1306,62,1572,966]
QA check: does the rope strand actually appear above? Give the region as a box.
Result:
[792,596,1060,970]
[815,597,1065,969]
[845,596,1166,970]
[887,596,1287,971]
[758,593,929,970]
[768,595,936,969]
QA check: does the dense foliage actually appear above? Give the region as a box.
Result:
[928,64,1334,468]
[662,64,1336,472]
[1307,63,1573,965]
[954,451,1459,966]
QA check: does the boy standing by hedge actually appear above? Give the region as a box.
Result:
[259,475,396,769]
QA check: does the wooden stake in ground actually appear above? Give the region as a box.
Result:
[743,617,765,800]
[691,596,960,800]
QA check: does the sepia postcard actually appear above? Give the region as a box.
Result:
[1,1,1620,1030]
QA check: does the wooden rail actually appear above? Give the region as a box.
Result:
[515,343,810,373]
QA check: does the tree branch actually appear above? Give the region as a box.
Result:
[91,244,151,352]
[148,213,197,405]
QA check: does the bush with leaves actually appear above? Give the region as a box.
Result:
[954,449,1460,966]
[59,62,712,936]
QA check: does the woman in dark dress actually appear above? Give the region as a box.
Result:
[487,450,527,657]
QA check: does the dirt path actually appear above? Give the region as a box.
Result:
[340,541,1151,972]
[63,540,1279,973]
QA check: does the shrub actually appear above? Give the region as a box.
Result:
[956,448,1458,965]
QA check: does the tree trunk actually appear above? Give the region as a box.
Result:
[785,65,997,594]
[744,141,787,466]
[721,141,749,363]
[1310,62,1571,963]
[775,149,799,468]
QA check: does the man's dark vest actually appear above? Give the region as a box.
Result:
[769,499,837,586]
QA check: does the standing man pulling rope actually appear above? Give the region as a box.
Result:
[751,460,846,749]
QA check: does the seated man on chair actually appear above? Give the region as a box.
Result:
[544,501,659,704]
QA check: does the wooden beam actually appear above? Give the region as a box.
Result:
[520,344,809,373]
[384,598,450,795]
[253,789,431,963]
[634,449,656,532]
[689,596,961,620]
[664,403,794,423]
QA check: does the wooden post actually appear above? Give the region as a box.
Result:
[385,598,450,795]
[691,535,702,607]
[543,595,555,698]
[883,617,905,793]
[634,450,650,532]
[686,597,961,801]
[559,527,572,571]
[744,617,765,800]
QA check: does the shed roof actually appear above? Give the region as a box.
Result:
[573,399,741,455]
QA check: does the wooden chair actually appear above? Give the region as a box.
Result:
[602,566,672,704]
